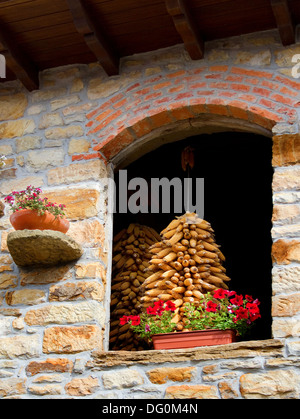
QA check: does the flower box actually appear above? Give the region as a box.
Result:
[152,329,236,350]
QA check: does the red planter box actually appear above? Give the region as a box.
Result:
[152,329,236,350]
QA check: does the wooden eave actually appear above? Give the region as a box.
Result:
[0,0,299,91]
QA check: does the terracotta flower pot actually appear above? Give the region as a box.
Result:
[152,329,236,350]
[10,209,69,234]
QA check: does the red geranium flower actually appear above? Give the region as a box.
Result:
[119,315,129,325]
[206,300,218,312]
[146,306,157,315]
[213,289,229,299]
[230,294,244,306]
[233,307,248,322]
[165,301,176,312]
[129,315,141,326]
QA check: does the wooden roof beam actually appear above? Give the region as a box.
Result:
[271,0,295,46]
[67,0,119,76]
[166,0,204,60]
[0,25,39,91]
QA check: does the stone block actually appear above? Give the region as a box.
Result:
[24,300,105,326]
[65,376,100,396]
[0,334,40,359]
[0,176,44,195]
[7,230,83,267]
[45,125,83,140]
[147,367,196,384]
[38,112,64,129]
[272,239,300,264]
[26,358,73,376]
[47,160,106,185]
[102,369,144,389]
[5,289,46,306]
[0,378,26,398]
[0,93,27,121]
[68,219,105,248]
[272,292,300,317]
[0,119,35,139]
[26,149,65,171]
[164,384,219,399]
[42,325,102,354]
[15,136,42,153]
[49,281,104,302]
[43,187,100,220]
[240,370,300,398]
[20,265,72,286]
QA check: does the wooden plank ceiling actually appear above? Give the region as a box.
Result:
[0,0,299,91]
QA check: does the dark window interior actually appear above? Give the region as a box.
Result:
[113,131,273,341]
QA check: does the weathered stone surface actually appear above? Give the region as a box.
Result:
[47,160,106,185]
[20,265,72,285]
[240,370,300,399]
[0,273,17,289]
[0,335,40,359]
[49,281,104,302]
[75,262,105,279]
[38,112,64,129]
[7,230,83,267]
[5,289,46,306]
[147,367,195,384]
[24,300,105,326]
[272,239,300,265]
[65,376,100,396]
[218,381,239,399]
[0,176,43,195]
[0,378,26,398]
[0,119,35,139]
[272,265,300,294]
[28,384,63,396]
[43,325,102,354]
[26,358,73,376]
[45,125,83,140]
[272,292,300,317]
[27,149,64,171]
[43,187,100,220]
[165,384,219,399]
[273,167,300,191]
[68,139,90,155]
[0,93,27,121]
[102,369,144,389]
[91,339,284,368]
[68,219,105,248]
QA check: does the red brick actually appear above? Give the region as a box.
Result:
[166,70,186,78]
[231,83,251,93]
[99,128,136,160]
[274,75,300,91]
[253,87,271,97]
[227,100,249,120]
[209,65,228,72]
[271,94,294,106]
[130,117,153,138]
[168,103,195,121]
[71,152,101,162]
[149,109,173,128]
[152,81,172,90]
[231,67,273,79]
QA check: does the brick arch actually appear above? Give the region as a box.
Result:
[84,66,299,166]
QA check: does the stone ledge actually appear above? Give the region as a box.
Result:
[90,339,284,368]
[7,229,83,267]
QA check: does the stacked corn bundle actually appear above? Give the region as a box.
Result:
[140,212,230,331]
[109,223,160,350]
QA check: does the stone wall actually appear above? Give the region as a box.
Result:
[0,30,299,398]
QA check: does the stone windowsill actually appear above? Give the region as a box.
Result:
[90,339,284,369]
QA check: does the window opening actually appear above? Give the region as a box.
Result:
[111,132,273,350]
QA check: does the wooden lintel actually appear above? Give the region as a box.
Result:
[271,0,295,46]
[67,0,119,76]
[0,28,39,91]
[166,0,204,60]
